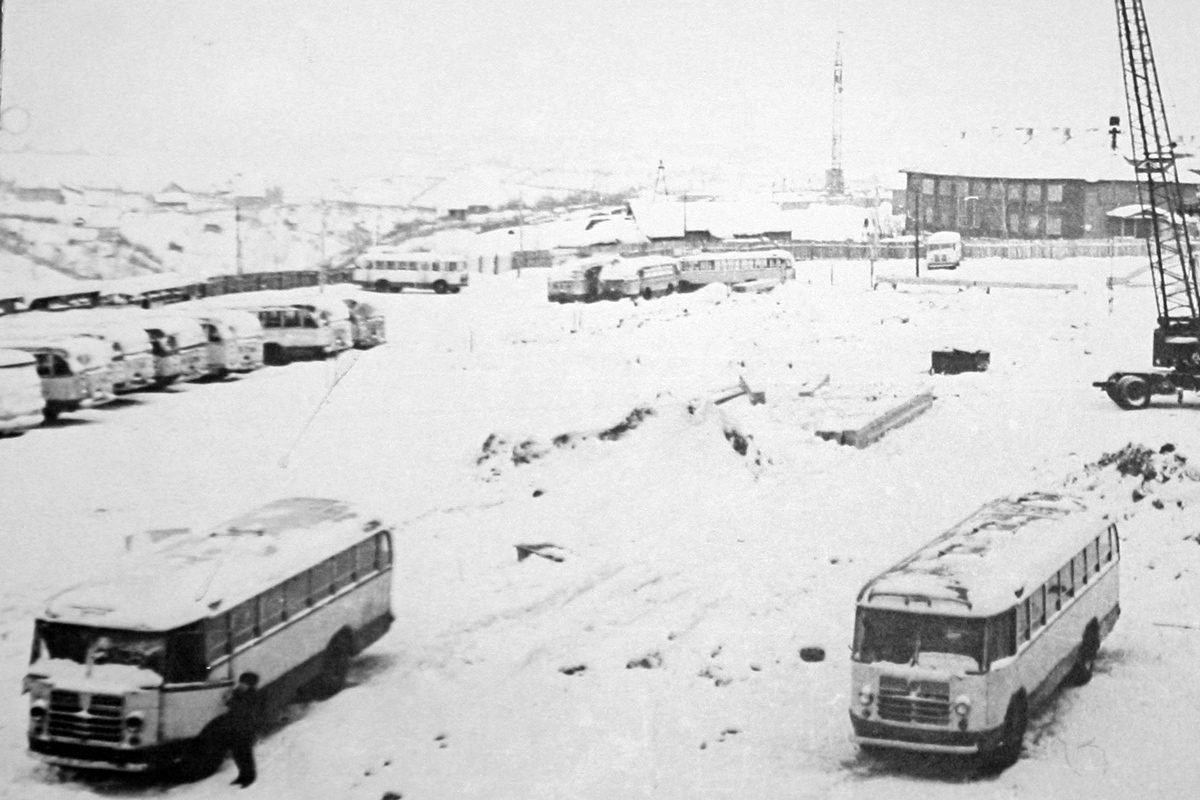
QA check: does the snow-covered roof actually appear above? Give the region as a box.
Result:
[903,127,1200,183]
[0,310,152,354]
[858,491,1114,617]
[41,498,390,631]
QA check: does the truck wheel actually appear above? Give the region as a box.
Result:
[433,280,448,295]
[1114,375,1151,409]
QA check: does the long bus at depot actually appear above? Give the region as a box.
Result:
[24,498,395,777]
[849,491,1120,767]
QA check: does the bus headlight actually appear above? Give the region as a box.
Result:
[858,685,874,706]
[125,713,144,732]
[953,696,971,717]
[30,702,48,732]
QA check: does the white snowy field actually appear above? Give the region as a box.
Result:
[2,256,1200,799]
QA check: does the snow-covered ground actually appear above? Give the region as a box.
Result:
[2,256,1200,799]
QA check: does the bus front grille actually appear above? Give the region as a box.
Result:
[877,676,951,725]
[47,691,124,742]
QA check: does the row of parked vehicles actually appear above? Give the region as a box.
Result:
[0,284,386,434]
[546,249,798,304]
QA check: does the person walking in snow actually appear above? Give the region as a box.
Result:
[225,672,260,788]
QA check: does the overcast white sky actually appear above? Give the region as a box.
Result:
[2,0,1199,189]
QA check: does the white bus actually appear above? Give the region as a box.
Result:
[0,312,155,394]
[0,334,117,422]
[25,497,395,776]
[206,293,353,365]
[194,309,265,377]
[849,491,1120,767]
[354,249,470,294]
[599,255,681,301]
[0,349,45,435]
[926,231,963,270]
[546,255,615,303]
[676,249,795,290]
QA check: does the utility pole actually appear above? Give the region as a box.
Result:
[913,189,921,278]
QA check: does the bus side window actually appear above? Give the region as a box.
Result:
[205,614,230,664]
[310,559,335,599]
[1030,585,1045,630]
[1060,564,1074,599]
[262,311,280,329]
[230,599,258,647]
[1075,550,1088,586]
[303,312,318,329]
[376,531,392,568]
[988,610,1016,667]
[261,585,286,630]
[1110,524,1121,557]
[1090,537,1101,573]
[283,310,301,328]
[333,549,356,590]
[1016,598,1030,643]
[285,572,309,615]
[357,537,379,576]
[432,262,441,272]
[1046,573,1062,612]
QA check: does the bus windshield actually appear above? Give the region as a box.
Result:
[853,608,985,672]
[32,621,168,677]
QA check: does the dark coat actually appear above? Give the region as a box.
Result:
[226,682,260,739]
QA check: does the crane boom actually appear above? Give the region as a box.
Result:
[1096,2,1200,408]
[1114,0,1199,325]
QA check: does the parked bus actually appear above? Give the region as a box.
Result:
[676,249,795,290]
[137,312,212,384]
[599,255,681,301]
[210,293,353,365]
[0,334,117,421]
[0,348,45,435]
[194,309,264,377]
[849,491,1120,767]
[24,497,395,776]
[546,256,614,303]
[354,249,470,294]
[266,286,383,350]
[926,231,963,270]
[0,312,156,395]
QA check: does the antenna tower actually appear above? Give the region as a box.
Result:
[653,160,669,200]
[825,31,846,196]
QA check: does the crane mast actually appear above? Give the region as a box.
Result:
[1097,1,1200,408]
[1115,0,1199,325]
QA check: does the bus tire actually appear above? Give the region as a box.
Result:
[1113,375,1151,409]
[313,632,353,698]
[263,344,289,366]
[641,287,653,300]
[374,280,390,293]
[987,695,1027,769]
[1067,621,1100,686]
[432,280,448,295]
[176,724,225,781]
[42,406,60,423]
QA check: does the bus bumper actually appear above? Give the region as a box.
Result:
[850,714,1003,754]
[28,737,181,772]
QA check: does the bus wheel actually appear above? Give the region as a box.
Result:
[1113,375,1151,409]
[1067,622,1100,686]
[987,695,1027,769]
[666,284,675,295]
[176,725,225,781]
[42,406,60,423]
[432,280,448,295]
[642,287,653,300]
[313,633,353,698]
[263,344,290,366]
[374,280,390,293]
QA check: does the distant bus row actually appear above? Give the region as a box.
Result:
[545,249,797,303]
[0,287,386,435]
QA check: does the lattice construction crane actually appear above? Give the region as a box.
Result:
[1095,0,1200,409]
